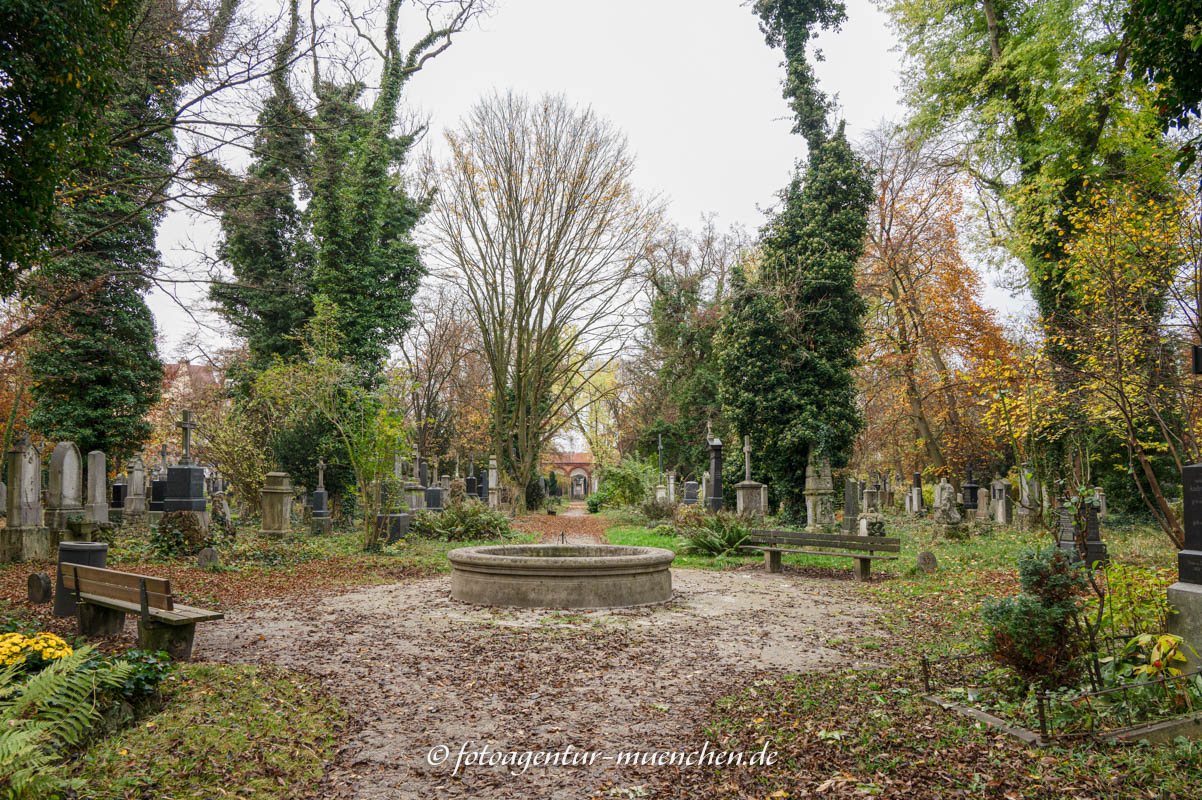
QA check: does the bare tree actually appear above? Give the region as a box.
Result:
[426,92,661,505]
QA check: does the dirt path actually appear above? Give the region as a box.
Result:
[198,559,882,799]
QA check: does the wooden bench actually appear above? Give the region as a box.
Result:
[59,564,223,660]
[741,529,900,581]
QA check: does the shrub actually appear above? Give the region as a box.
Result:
[678,512,750,556]
[640,498,674,521]
[599,457,657,506]
[650,524,675,537]
[982,595,1080,685]
[524,478,545,511]
[412,500,513,542]
[1017,546,1087,606]
[586,493,604,514]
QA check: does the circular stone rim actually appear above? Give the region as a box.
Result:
[446,543,675,572]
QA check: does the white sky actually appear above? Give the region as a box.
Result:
[150,0,1030,361]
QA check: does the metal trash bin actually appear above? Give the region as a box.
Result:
[53,542,109,618]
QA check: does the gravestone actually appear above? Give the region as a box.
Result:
[384,513,411,544]
[1057,502,1107,565]
[197,547,220,569]
[487,456,499,509]
[418,457,429,489]
[1095,486,1107,518]
[932,478,963,537]
[211,492,233,537]
[862,483,879,513]
[907,472,924,516]
[110,475,127,516]
[916,551,938,574]
[259,472,293,539]
[682,481,699,505]
[992,479,1013,525]
[705,424,723,512]
[1169,463,1202,667]
[85,451,108,524]
[667,472,676,504]
[3,435,47,562]
[149,444,168,524]
[46,442,84,533]
[803,452,835,530]
[842,477,859,532]
[441,474,451,491]
[1018,464,1041,521]
[962,468,979,515]
[311,460,332,535]
[165,410,208,530]
[124,456,147,522]
[28,572,53,604]
[465,475,477,496]
[0,481,5,514]
[478,468,488,502]
[734,435,765,519]
[426,486,445,513]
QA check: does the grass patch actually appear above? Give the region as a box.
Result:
[604,525,759,570]
[63,663,342,799]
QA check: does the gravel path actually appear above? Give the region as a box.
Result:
[198,563,881,799]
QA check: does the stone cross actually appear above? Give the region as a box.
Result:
[176,409,198,465]
[706,420,713,441]
[743,435,752,483]
[316,460,326,491]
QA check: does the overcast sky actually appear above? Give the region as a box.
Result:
[150,0,1028,362]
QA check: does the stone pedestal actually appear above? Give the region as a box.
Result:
[259,472,293,539]
[1168,582,1202,670]
[487,456,499,509]
[735,480,765,519]
[124,457,147,522]
[655,484,667,502]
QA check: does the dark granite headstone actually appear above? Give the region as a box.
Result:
[418,459,429,489]
[385,513,411,544]
[1057,503,1108,566]
[913,472,922,488]
[478,468,488,501]
[110,482,127,509]
[963,469,979,511]
[165,465,206,512]
[682,480,699,505]
[843,477,859,532]
[465,475,477,496]
[149,479,167,512]
[311,488,329,518]
[425,486,444,513]
[1181,464,1202,584]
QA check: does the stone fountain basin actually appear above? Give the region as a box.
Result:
[447,544,675,609]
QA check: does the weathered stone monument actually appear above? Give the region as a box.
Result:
[1018,464,1041,525]
[992,479,1013,525]
[109,472,127,523]
[906,472,924,516]
[667,471,676,504]
[1169,463,1202,667]
[932,477,963,537]
[803,451,835,531]
[488,455,499,509]
[426,485,445,513]
[705,423,723,512]
[682,480,699,505]
[862,478,880,513]
[734,436,765,519]
[259,472,293,539]
[164,409,208,529]
[85,450,109,524]
[3,435,46,561]
[1095,486,1107,518]
[46,442,85,533]
[842,476,859,532]
[311,460,332,535]
[124,456,147,523]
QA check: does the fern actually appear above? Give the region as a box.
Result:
[0,645,134,799]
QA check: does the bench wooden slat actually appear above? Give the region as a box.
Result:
[66,564,170,595]
[73,592,224,625]
[741,546,898,561]
[61,571,175,611]
[746,535,900,553]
